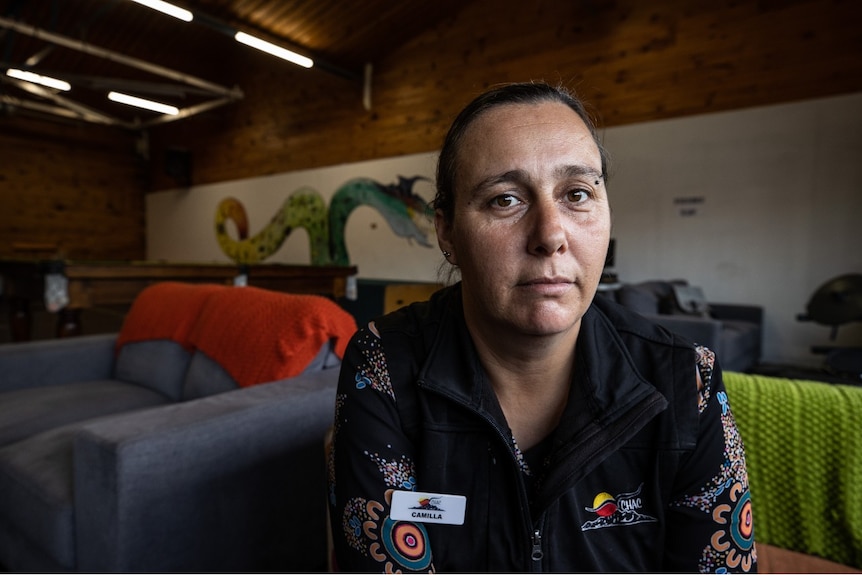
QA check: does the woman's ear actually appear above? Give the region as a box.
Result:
[435,209,455,263]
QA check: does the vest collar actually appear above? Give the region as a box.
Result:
[418,284,665,419]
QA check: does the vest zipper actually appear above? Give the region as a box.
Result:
[417,380,545,569]
[531,528,544,563]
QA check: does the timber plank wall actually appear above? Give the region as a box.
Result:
[0,119,147,260]
[2,0,861,261]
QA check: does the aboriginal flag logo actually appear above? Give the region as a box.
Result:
[586,492,618,517]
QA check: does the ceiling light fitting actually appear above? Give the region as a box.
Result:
[108,91,179,115]
[128,0,193,22]
[6,68,71,91]
[233,31,313,68]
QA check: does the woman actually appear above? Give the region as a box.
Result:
[328,82,756,572]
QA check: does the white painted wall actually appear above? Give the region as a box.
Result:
[147,93,862,366]
[602,93,862,366]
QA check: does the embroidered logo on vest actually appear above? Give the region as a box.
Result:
[581,482,657,531]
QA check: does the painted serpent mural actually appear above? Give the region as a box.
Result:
[215,176,435,266]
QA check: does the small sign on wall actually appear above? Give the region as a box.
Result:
[673,196,705,217]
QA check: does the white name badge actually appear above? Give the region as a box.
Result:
[390,490,467,526]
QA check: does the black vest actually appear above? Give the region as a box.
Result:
[373,283,701,571]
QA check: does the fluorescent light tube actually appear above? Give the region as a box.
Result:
[129,0,193,22]
[108,91,179,115]
[234,31,313,68]
[7,68,71,91]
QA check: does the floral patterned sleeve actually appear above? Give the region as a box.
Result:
[664,345,757,573]
[327,324,435,573]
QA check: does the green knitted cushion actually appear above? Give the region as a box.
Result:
[724,371,862,568]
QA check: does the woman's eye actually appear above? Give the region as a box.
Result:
[492,194,521,208]
[566,189,590,204]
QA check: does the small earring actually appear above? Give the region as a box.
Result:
[442,250,451,258]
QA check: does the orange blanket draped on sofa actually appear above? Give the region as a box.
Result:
[116,282,358,387]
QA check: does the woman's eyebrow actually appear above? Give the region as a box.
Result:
[463,170,531,202]
[472,169,530,193]
[472,165,604,193]
[556,164,605,181]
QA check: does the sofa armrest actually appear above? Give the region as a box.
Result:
[0,333,116,393]
[73,367,339,572]
[710,303,764,325]
[643,313,724,351]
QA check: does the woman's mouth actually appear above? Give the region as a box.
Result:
[519,277,575,295]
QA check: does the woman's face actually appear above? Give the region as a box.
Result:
[436,101,611,339]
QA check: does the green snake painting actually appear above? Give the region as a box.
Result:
[215,176,435,266]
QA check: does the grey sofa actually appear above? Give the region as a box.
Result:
[599,279,763,372]
[0,282,357,572]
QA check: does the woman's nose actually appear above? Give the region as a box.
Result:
[527,199,567,256]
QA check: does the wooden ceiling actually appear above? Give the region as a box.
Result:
[0,0,463,127]
[2,0,860,262]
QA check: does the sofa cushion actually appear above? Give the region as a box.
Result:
[616,284,661,315]
[182,340,341,400]
[668,284,711,318]
[115,340,192,401]
[183,351,239,400]
[303,339,342,372]
[0,380,170,449]
[0,334,116,394]
[616,281,672,315]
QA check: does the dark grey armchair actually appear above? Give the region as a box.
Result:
[599,280,763,372]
